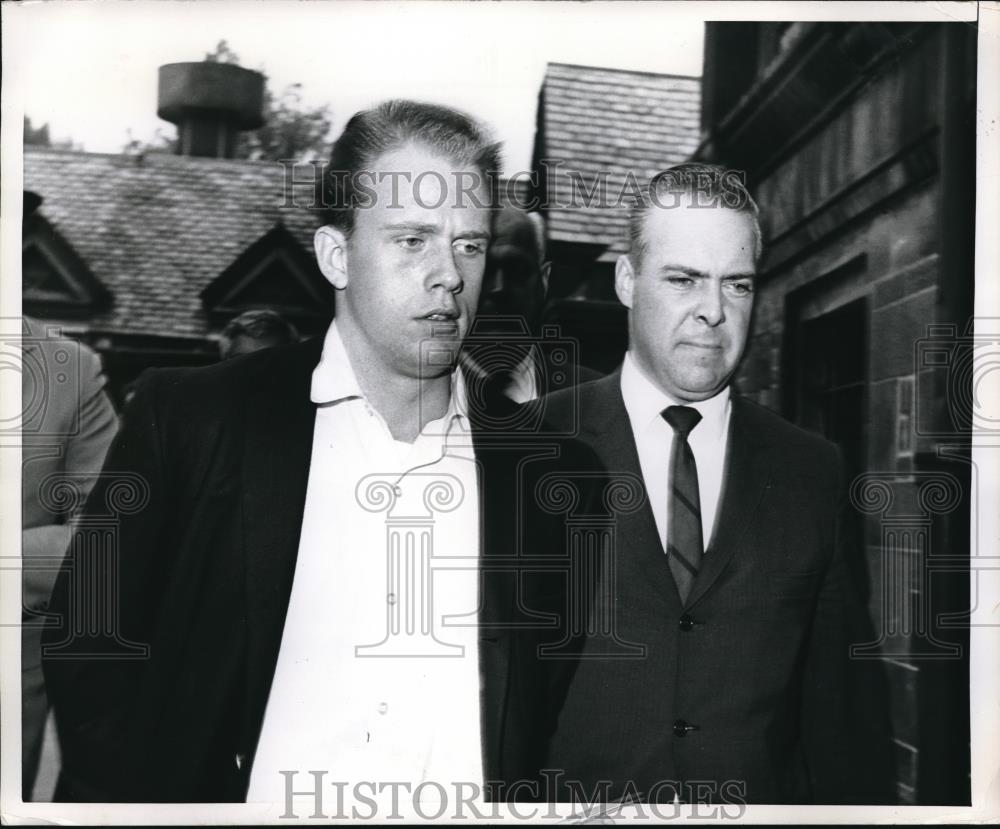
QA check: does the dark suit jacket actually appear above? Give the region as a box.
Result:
[538,371,866,805]
[42,337,599,802]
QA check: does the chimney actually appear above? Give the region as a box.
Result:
[157,62,265,158]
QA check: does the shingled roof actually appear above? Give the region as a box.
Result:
[23,146,324,340]
[535,63,701,261]
[24,147,539,342]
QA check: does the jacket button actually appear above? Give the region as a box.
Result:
[673,719,698,737]
[679,614,695,632]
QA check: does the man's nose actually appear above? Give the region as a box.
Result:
[695,282,726,326]
[428,248,464,293]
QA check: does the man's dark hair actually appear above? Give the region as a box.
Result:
[317,99,503,235]
[219,309,299,359]
[627,162,763,269]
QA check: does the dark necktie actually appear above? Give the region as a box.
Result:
[662,405,703,603]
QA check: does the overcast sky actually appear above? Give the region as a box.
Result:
[9,1,706,174]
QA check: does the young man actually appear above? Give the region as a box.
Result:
[43,101,593,806]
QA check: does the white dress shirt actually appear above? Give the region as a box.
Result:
[247,322,482,806]
[619,351,732,554]
[501,349,539,404]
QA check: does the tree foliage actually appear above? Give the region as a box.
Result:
[25,117,82,150]
[211,40,333,161]
[236,83,333,162]
[204,39,241,65]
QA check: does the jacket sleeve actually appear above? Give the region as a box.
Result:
[23,343,119,610]
[799,447,855,803]
[42,369,169,801]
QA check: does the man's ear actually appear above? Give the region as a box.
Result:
[614,254,635,309]
[314,225,349,290]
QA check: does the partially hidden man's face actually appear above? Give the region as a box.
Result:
[315,142,492,379]
[615,193,757,402]
[478,240,545,333]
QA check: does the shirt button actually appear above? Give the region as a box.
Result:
[673,719,698,737]
[378,702,388,715]
[387,593,397,605]
[679,614,695,632]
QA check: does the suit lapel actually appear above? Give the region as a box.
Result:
[686,396,772,609]
[241,338,322,753]
[583,373,684,613]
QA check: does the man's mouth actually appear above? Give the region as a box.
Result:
[419,309,459,322]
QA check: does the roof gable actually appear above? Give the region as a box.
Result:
[201,221,333,328]
[22,212,111,318]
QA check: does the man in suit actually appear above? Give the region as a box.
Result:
[541,163,870,805]
[42,100,594,807]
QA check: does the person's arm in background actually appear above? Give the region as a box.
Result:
[42,368,169,801]
[22,343,118,611]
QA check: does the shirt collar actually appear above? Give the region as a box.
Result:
[447,363,472,431]
[459,347,538,405]
[620,350,730,441]
[311,320,364,405]
[311,320,471,432]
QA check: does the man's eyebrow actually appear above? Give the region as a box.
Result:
[657,265,756,281]
[658,265,706,278]
[382,222,441,234]
[381,223,490,242]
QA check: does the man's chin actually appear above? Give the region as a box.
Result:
[679,383,729,403]
[415,342,462,380]
[666,367,735,402]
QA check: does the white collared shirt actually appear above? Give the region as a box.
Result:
[247,322,483,805]
[500,349,539,404]
[461,347,539,404]
[619,351,731,553]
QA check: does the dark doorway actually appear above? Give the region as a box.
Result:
[785,294,869,480]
